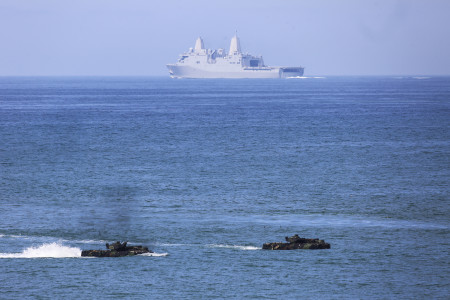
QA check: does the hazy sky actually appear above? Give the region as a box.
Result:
[1,0,449,76]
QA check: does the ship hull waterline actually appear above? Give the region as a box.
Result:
[167,65,304,79]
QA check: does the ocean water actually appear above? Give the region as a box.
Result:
[0,76,449,298]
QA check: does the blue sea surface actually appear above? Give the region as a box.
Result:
[0,76,449,298]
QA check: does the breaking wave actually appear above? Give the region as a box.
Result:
[0,242,81,258]
[140,252,169,257]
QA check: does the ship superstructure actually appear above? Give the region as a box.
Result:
[167,34,304,78]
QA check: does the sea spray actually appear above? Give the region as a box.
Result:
[0,242,81,258]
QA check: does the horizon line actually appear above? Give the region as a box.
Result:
[0,74,448,77]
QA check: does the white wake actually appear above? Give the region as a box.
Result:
[140,252,169,257]
[208,244,260,251]
[0,242,81,258]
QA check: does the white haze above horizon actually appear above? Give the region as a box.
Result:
[0,0,449,76]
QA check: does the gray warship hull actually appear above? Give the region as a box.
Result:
[167,65,303,79]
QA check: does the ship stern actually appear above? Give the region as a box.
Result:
[280,67,304,78]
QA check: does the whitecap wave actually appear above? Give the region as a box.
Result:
[251,214,448,229]
[140,252,169,257]
[0,242,81,258]
[413,76,430,79]
[207,244,260,251]
[3,234,32,240]
[71,239,109,245]
[153,243,190,247]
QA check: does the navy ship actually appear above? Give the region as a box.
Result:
[167,34,304,78]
